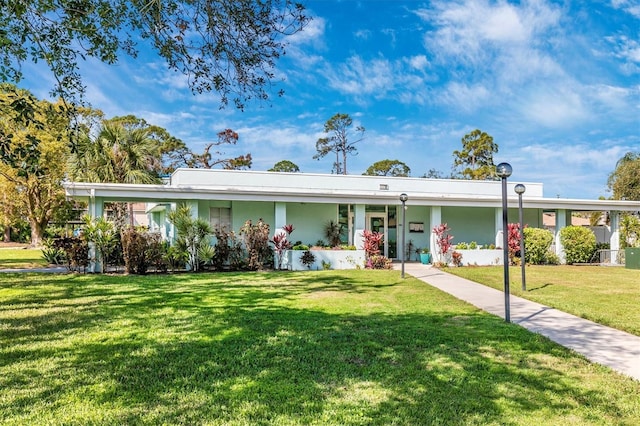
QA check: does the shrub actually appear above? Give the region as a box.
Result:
[168,205,213,272]
[121,228,167,274]
[560,226,596,264]
[42,238,67,265]
[507,223,521,265]
[292,244,309,250]
[270,224,294,270]
[300,250,316,269]
[452,251,463,267]
[53,237,89,272]
[523,227,554,265]
[469,241,478,250]
[240,219,272,270]
[366,255,393,269]
[362,229,383,258]
[456,242,468,250]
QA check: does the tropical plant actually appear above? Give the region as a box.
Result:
[268,160,300,173]
[270,224,294,270]
[324,220,342,247]
[452,251,463,267]
[507,223,522,265]
[41,238,67,265]
[362,229,383,258]
[366,254,393,269]
[168,205,212,272]
[81,215,118,273]
[433,223,454,264]
[620,214,640,248]
[560,226,597,264]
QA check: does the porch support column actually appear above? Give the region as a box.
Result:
[430,206,441,262]
[354,204,366,249]
[555,209,568,263]
[87,193,104,273]
[494,207,503,249]
[609,211,620,264]
[275,202,287,230]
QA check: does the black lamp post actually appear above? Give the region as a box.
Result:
[400,193,408,278]
[514,184,526,291]
[496,162,513,323]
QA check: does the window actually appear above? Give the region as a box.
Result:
[210,207,231,231]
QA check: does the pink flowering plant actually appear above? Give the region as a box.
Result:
[362,230,392,269]
[433,223,454,265]
[270,224,294,269]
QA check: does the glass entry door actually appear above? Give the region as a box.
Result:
[366,213,388,257]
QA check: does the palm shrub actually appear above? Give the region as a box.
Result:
[560,225,597,264]
[81,215,118,273]
[523,227,554,265]
[168,205,213,272]
[41,238,67,265]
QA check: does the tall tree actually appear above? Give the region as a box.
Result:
[176,129,252,170]
[452,129,498,180]
[0,85,71,246]
[608,152,640,201]
[1,0,309,109]
[269,160,300,172]
[314,113,364,175]
[364,160,410,177]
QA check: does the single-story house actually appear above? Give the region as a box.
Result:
[63,169,640,269]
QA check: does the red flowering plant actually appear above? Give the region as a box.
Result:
[507,222,522,265]
[362,230,392,269]
[270,224,295,269]
[432,223,454,266]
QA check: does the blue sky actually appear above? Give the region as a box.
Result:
[22,0,640,199]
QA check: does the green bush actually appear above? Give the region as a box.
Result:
[560,226,596,264]
[523,228,554,265]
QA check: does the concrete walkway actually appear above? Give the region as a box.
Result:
[399,262,640,382]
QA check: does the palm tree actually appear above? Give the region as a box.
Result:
[68,122,162,227]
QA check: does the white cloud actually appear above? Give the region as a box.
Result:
[406,55,429,71]
[325,56,395,97]
[523,87,588,127]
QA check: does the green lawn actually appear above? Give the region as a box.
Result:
[0,248,47,269]
[447,265,640,336]
[1,270,639,425]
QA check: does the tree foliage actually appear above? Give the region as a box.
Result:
[0,85,71,246]
[1,0,309,109]
[364,159,410,177]
[314,113,364,175]
[452,129,498,180]
[608,152,640,201]
[268,160,300,172]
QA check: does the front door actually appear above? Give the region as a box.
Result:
[366,213,388,257]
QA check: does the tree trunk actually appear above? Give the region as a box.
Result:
[30,219,46,247]
[3,225,10,242]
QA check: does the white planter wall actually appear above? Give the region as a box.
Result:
[454,249,504,266]
[282,250,366,271]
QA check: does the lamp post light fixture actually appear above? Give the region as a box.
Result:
[514,184,526,292]
[399,193,408,278]
[496,162,513,323]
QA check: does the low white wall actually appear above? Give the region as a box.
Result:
[283,250,366,271]
[454,249,504,266]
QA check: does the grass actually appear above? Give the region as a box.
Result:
[0,248,47,269]
[1,270,639,425]
[447,265,640,336]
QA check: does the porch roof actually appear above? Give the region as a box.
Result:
[63,169,640,212]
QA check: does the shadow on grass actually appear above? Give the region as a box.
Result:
[0,272,635,424]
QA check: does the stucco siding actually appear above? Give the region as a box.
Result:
[285,203,337,246]
[443,207,496,246]
[231,201,275,232]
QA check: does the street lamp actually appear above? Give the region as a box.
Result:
[514,184,526,292]
[400,193,408,278]
[496,162,513,322]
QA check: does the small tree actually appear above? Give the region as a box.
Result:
[363,160,410,177]
[268,160,300,173]
[433,223,454,265]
